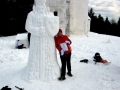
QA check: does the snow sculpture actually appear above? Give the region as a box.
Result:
[24,0,60,82]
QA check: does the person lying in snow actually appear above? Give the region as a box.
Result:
[93,52,110,64]
[17,40,25,49]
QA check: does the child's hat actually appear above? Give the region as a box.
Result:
[58,29,62,33]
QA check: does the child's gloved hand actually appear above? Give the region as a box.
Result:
[65,40,70,44]
[60,50,67,57]
[63,54,67,57]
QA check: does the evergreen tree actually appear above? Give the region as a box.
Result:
[104,17,111,35]
[117,17,120,36]
[88,8,95,18]
[88,8,119,37]
[110,19,117,36]
[15,0,34,34]
[97,14,105,34]
[88,8,98,33]
[1,0,34,36]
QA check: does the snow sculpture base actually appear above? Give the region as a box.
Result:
[23,0,60,82]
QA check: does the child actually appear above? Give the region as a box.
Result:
[54,29,72,80]
[93,52,110,64]
[17,40,24,49]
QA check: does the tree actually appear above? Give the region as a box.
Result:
[1,0,34,36]
[110,19,117,36]
[117,17,120,36]
[88,8,95,18]
[104,17,111,35]
[97,14,105,34]
[88,8,119,37]
[88,8,98,33]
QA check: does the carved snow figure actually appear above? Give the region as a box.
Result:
[24,0,60,82]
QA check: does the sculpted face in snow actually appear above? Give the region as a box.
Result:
[24,0,60,82]
[34,0,46,13]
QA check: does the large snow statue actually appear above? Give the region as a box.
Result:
[24,0,60,82]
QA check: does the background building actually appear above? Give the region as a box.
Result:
[46,0,90,36]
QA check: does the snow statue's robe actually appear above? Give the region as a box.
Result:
[24,1,60,82]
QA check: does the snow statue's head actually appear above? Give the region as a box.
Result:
[33,0,47,13]
[35,0,46,5]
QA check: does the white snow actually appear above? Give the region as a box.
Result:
[16,33,28,40]
[0,32,120,90]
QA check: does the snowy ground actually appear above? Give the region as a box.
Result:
[0,32,120,90]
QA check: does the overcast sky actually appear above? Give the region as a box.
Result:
[88,0,120,21]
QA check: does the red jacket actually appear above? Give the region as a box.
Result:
[54,35,72,54]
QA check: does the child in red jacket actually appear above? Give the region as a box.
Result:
[54,29,72,55]
[54,29,72,80]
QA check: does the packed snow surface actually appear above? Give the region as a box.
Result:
[0,32,120,90]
